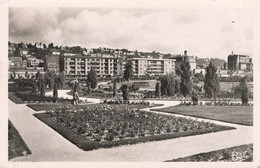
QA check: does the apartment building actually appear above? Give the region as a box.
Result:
[61,54,123,78]
[228,52,253,71]
[171,50,196,73]
[45,54,61,72]
[127,58,176,76]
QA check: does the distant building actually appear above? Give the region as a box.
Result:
[50,49,61,55]
[127,57,176,76]
[61,54,123,78]
[19,48,29,56]
[228,52,253,71]
[8,43,16,56]
[45,54,61,72]
[9,56,27,69]
[171,50,196,73]
[35,42,44,49]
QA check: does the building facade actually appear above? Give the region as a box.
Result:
[228,53,253,71]
[171,50,196,73]
[45,54,61,72]
[61,55,123,78]
[127,58,176,76]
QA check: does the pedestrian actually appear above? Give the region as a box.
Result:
[74,91,79,105]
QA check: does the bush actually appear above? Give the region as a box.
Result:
[192,93,199,105]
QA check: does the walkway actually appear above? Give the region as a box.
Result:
[9,90,253,161]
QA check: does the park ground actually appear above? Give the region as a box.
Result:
[8,90,253,162]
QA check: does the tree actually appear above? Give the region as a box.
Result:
[160,73,177,96]
[176,56,192,97]
[87,68,98,89]
[44,71,54,89]
[40,82,45,96]
[121,84,129,101]
[48,43,54,49]
[57,71,65,89]
[191,91,198,105]
[113,81,117,97]
[87,82,91,94]
[123,62,133,80]
[204,62,220,99]
[155,81,161,97]
[32,80,37,94]
[53,82,58,99]
[234,76,249,105]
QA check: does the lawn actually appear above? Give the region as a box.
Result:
[8,120,31,160]
[34,105,234,151]
[154,105,253,126]
[166,144,253,162]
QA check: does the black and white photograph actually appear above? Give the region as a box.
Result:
[0,0,260,167]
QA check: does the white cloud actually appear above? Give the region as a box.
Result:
[10,7,253,60]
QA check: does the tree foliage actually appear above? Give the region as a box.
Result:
[176,56,193,97]
[121,84,129,101]
[204,62,220,98]
[53,82,58,99]
[160,73,179,96]
[87,68,98,89]
[113,81,117,97]
[155,81,161,97]
[234,76,249,105]
[123,62,133,80]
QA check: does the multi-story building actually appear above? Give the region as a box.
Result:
[45,54,61,72]
[9,56,27,69]
[171,50,196,73]
[61,54,123,79]
[127,58,176,76]
[228,52,253,71]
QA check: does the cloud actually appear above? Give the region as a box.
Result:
[9,8,61,42]
[9,7,253,60]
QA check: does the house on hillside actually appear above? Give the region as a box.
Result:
[170,50,196,73]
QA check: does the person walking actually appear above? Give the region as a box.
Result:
[74,91,79,105]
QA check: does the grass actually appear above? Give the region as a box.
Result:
[154,105,253,126]
[33,105,234,151]
[8,120,31,160]
[166,144,253,162]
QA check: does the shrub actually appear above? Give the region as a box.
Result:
[192,92,199,105]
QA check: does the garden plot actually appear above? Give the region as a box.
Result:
[34,104,234,151]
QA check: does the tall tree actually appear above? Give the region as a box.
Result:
[53,82,58,99]
[204,62,220,99]
[234,76,249,105]
[155,81,161,97]
[87,68,98,89]
[160,73,177,96]
[121,84,129,101]
[32,80,37,95]
[113,81,117,97]
[176,56,193,97]
[40,82,45,96]
[123,62,133,80]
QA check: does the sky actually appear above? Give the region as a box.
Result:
[9,7,253,60]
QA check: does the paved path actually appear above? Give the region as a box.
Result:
[9,90,253,162]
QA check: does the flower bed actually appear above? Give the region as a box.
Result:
[8,120,31,160]
[166,144,253,162]
[101,99,150,105]
[180,100,253,106]
[15,92,71,103]
[34,105,234,151]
